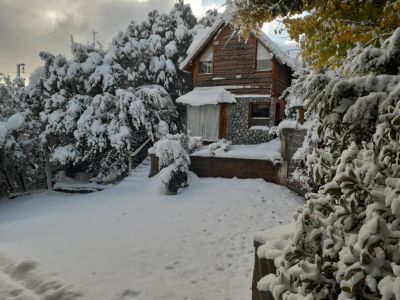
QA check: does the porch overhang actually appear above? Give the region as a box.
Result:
[176,87,237,106]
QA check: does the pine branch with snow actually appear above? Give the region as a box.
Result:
[263,28,400,299]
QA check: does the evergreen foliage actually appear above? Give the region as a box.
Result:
[24,0,206,181]
[0,74,41,182]
[263,28,400,300]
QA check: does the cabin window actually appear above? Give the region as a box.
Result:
[199,45,213,74]
[187,105,219,141]
[249,102,270,126]
[256,42,273,71]
[200,61,213,74]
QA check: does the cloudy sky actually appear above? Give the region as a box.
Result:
[0,0,297,80]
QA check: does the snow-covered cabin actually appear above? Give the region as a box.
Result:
[178,10,297,144]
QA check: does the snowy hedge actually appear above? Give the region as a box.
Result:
[263,29,400,299]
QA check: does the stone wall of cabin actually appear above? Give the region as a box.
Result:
[226,97,276,145]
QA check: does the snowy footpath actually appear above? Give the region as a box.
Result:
[0,159,303,300]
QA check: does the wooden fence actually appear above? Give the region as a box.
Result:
[252,241,276,300]
[0,160,47,199]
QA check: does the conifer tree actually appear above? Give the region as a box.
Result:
[262,28,400,300]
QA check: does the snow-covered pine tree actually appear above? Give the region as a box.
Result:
[262,28,400,300]
[198,9,219,28]
[0,74,42,192]
[29,34,178,181]
[0,74,27,165]
[106,0,197,99]
[26,1,216,183]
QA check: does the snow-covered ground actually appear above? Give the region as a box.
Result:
[0,159,303,300]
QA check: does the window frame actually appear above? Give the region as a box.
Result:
[255,41,273,72]
[256,59,273,72]
[199,60,213,74]
[248,102,271,127]
[198,44,214,75]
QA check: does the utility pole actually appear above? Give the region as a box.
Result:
[92,29,98,48]
[16,63,25,78]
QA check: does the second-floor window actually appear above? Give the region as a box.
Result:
[256,42,273,71]
[199,45,213,74]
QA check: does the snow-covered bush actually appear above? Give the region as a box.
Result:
[262,28,400,299]
[153,134,190,195]
[205,139,232,156]
[188,136,202,153]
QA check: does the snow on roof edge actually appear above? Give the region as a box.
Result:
[258,32,299,71]
[179,10,234,71]
[180,10,299,71]
[176,87,237,106]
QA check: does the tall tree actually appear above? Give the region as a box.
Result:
[106,0,197,98]
[28,38,177,182]
[0,74,42,191]
[234,0,400,69]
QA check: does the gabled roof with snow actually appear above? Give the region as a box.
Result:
[176,87,237,106]
[257,33,299,71]
[180,9,298,71]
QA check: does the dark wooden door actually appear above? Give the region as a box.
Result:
[219,103,227,139]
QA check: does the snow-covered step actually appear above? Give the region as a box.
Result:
[53,182,110,194]
[129,157,151,179]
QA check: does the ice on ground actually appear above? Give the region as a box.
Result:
[191,138,282,162]
[0,160,302,300]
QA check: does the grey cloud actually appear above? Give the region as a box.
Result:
[0,0,175,79]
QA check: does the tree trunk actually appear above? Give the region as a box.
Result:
[44,154,53,190]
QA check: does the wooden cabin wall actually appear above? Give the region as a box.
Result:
[272,60,292,124]
[193,26,273,95]
[272,60,292,98]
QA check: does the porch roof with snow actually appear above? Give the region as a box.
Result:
[176,87,236,106]
[180,9,298,72]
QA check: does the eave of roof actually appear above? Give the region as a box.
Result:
[179,17,226,72]
[176,87,237,106]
